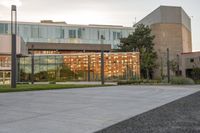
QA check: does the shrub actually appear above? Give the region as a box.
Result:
[161,78,168,84]
[117,80,140,85]
[195,80,200,84]
[170,77,195,85]
[117,80,161,85]
[17,82,29,85]
[53,79,68,82]
[49,81,56,84]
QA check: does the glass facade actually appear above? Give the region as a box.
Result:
[0,55,11,84]
[0,56,11,68]
[0,21,137,84]
[19,52,140,82]
[0,23,8,34]
[69,30,76,38]
[0,71,11,85]
[0,21,134,49]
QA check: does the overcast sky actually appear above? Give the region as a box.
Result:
[0,0,199,51]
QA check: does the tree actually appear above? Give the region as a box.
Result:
[118,24,157,79]
[191,67,200,80]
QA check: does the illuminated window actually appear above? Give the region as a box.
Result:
[18,53,140,82]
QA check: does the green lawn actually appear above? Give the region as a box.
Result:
[0,84,107,93]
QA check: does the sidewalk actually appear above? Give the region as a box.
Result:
[96,88,200,133]
[0,85,199,133]
[33,81,117,85]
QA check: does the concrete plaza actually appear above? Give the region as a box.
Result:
[0,85,199,133]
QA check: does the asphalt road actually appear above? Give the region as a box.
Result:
[0,85,199,133]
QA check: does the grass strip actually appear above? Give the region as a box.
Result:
[0,84,109,93]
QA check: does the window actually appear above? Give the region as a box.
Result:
[5,24,8,34]
[78,28,82,38]
[98,30,106,40]
[113,32,121,40]
[0,56,11,67]
[38,26,47,38]
[190,58,194,63]
[60,29,65,38]
[0,24,4,34]
[55,27,65,39]
[109,30,111,40]
[117,32,121,39]
[97,30,100,40]
[0,24,8,34]
[23,26,29,36]
[69,30,76,38]
[31,25,39,38]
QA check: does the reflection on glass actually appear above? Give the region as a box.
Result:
[18,52,140,82]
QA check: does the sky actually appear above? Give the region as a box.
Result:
[0,0,200,51]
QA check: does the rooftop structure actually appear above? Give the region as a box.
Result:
[137,6,192,79]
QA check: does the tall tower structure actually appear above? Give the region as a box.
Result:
[137,6,192,78]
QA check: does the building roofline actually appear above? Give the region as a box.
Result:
[136,5,191,26]
[0,20,133,29]
[135,6,160,26]
[159,5,190,19]
[27,52,139,56]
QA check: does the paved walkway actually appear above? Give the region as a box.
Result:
[0,85,199,133]
[96,87,200,133]
[56,81,117,85]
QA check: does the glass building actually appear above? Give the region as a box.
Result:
[19,52,140,82]
[0,20,138,84]
[0,21,134,49]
